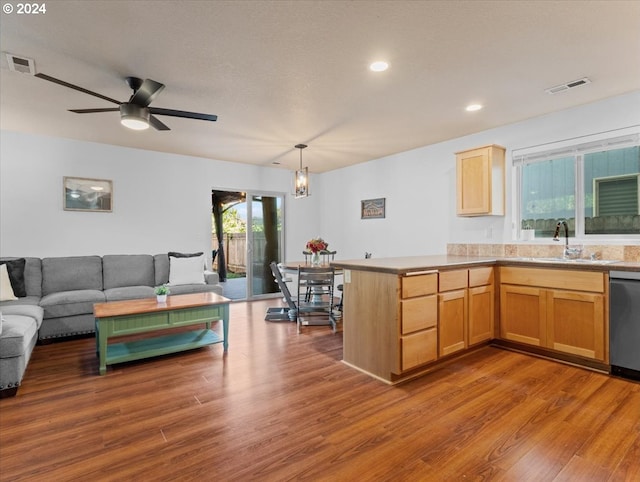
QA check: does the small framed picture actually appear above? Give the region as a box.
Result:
[63,177,113,212]
[361,198,385,219]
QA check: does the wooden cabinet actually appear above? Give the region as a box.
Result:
[500,284,546,346]
[438,270,468,357]
[547,289,605,360]
[341,264,496,383]
[499,266,607,362]
[456,144,505,216]
[468,267,495,346]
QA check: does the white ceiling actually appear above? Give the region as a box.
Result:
[1,0,639,173]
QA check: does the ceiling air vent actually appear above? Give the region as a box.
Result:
[5,53,36,75]
[545,77,591,95]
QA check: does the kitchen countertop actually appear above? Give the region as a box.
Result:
[331,254,640,275]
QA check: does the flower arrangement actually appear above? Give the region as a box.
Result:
[306,237,328,253]
[154,285,170,296]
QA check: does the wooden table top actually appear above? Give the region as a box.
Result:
[94,292,231,318]
[282,261,343,272]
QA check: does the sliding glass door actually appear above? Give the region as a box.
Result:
[212,189,284,300]
[248,193,283,298]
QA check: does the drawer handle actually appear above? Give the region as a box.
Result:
[404,270,438,277]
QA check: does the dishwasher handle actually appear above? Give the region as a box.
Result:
[610,270,640,281]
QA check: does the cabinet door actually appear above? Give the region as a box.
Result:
[457,149,489,215]
[468,284,494,345]
[500,284,546,346]
[402,328,437,370]
[546,289,606,361]
[439,289,467,356]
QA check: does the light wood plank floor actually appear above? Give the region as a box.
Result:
[1,299,639,481]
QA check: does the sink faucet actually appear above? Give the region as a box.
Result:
[553,220,581,258]
[553,220,568,247]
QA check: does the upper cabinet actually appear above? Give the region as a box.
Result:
[456,144,506,216]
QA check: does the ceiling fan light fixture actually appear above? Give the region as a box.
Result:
[120,104,150,130]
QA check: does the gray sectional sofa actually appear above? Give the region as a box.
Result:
[0,253,223,397]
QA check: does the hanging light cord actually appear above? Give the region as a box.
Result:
[295,143,307,169]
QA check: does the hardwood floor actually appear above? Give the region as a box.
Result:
[1,299,639,481]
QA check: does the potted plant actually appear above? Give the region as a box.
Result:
[154,284,170,303]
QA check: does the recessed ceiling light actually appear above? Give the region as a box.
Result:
[369,61,389,72]
[465,104,483,112]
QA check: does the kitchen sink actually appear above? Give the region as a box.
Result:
[511,257,619,265]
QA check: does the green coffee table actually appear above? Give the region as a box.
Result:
[93,292,230,375]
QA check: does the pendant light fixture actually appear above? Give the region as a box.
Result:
[294,143,309,198]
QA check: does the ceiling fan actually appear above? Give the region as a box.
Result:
[34,73,218,131]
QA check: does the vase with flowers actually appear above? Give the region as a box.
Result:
[306,237,328,266]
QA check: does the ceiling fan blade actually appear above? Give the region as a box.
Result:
[149,115,171,131]
[35,73,122,105]
[129,79,165,107]
[150,107,218,122]
[69,108,120,114]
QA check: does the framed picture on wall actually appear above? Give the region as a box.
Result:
[361,198,385,219]
[63,176,113,212]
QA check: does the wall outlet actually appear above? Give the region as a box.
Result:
[344,269,351,283]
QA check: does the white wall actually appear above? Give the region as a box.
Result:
[319,91,640,259]
[2,91,639,263]
[0,131,321,263]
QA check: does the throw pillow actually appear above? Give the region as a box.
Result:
[168,254,206,285]
[0,258,26,297]
[168,251,204,258]
[0,264,18,301]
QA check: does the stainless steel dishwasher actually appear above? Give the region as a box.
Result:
[610,270,640,381]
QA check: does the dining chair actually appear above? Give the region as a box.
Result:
[296,266,337,333]
[266,261,297,322]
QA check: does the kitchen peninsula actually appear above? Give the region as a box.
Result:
[331,255,640,384]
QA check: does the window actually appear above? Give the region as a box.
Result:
[515,133,640,238]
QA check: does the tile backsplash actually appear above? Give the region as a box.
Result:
[447,243,640,262]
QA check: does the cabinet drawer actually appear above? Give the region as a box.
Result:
[401,328,437,370]
[469,267,493,287]
[401,273,437,298]
[439,270,468,292]
[401,295,437,334]
[499,267,605,293]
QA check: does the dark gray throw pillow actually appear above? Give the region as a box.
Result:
[168,251,204,258]
[0,258,26,297]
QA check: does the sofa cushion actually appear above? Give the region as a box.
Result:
[40,290,105,318]
[104,286,155,302]
[0,258,26,297]
[169,255,205,285]
[22,257,42,297]
[0,305,44,329]
[0,315,37,358]
[154,254,170,286]
[0,265,17,301]
[0,257,43,298]
[103,254,154,290]
[42,256,103,295]
[168,251,204,258]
